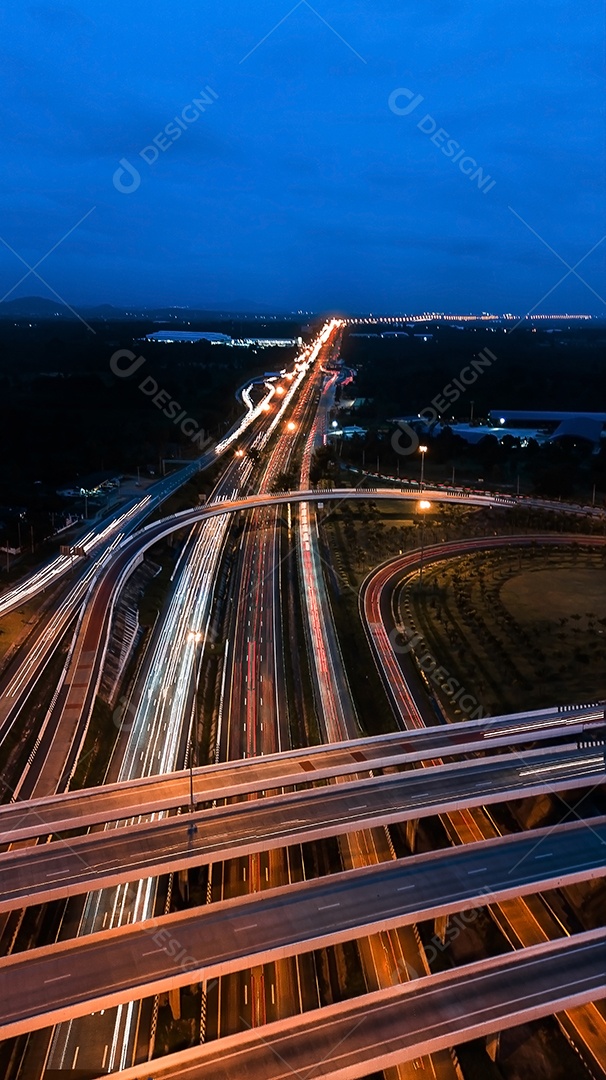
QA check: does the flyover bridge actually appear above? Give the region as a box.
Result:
[1,704,602,844]
[87,930,606,1080]
[0,818,603,1041]
[0,745,602,913]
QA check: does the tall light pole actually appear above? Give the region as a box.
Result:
[418,500,431,587]
[419,445,428,492]
[188,630,202,813]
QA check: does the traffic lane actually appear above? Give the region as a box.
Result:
[0,747,602,912]
[88,930,606,1080]
[2,813,603,1039]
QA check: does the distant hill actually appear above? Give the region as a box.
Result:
[0,296,76,317]
[0,296,315,321]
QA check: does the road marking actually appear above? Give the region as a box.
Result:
[72,1047,79,1070]
[535,853,553,859]
[102,1045,108,1070]
[397,885,415,891]
[468,867,488,874]
[142,948,160,956]
[318,902,340,910]
[235,922,259,932]
[44,973,71,983]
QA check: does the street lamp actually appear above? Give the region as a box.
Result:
[418,445,428,491]
[418,500,431,587]
[187,630,202,813]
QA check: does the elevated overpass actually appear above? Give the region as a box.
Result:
[87,929,606,1080]
[1,704,602,844]
[0,818,603,1040]
[0,745,602,913]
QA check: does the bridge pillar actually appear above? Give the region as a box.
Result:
[169,986,181,1021]
[434,913,448,944]
[486,1031,500,1061]
[406,818,418,852]
[178,868,189,902]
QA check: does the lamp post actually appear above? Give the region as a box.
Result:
[187,630,202,813]
[418,500,431,587]
[419,445,428,492]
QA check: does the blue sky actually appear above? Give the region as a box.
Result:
[0,1,604,313]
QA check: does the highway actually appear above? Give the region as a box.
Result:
[41,331,342,1076]
[86,929,606,1080]
[0,817,604,1040]
[41,324,343,1074]
[212,327,333,1040]
[25,489,603,799]
[1,327,603,1077]
[43,478,246,1073]
[298,372,456,1080]
[1,411,602,800]
[3,477,600,790]
[1,745,602,913]
[2,704,601,844]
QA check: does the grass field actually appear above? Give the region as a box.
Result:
[405,546,606,716]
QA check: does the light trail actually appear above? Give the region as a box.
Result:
[46,322,338,1076]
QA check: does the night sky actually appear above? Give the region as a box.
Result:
[1,1,604,313]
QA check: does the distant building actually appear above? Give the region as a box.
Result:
[489,410,606,446]
[326,424,367,440]
[146,331,232,344]
[145,330,298,348]
[57,472,122,498]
